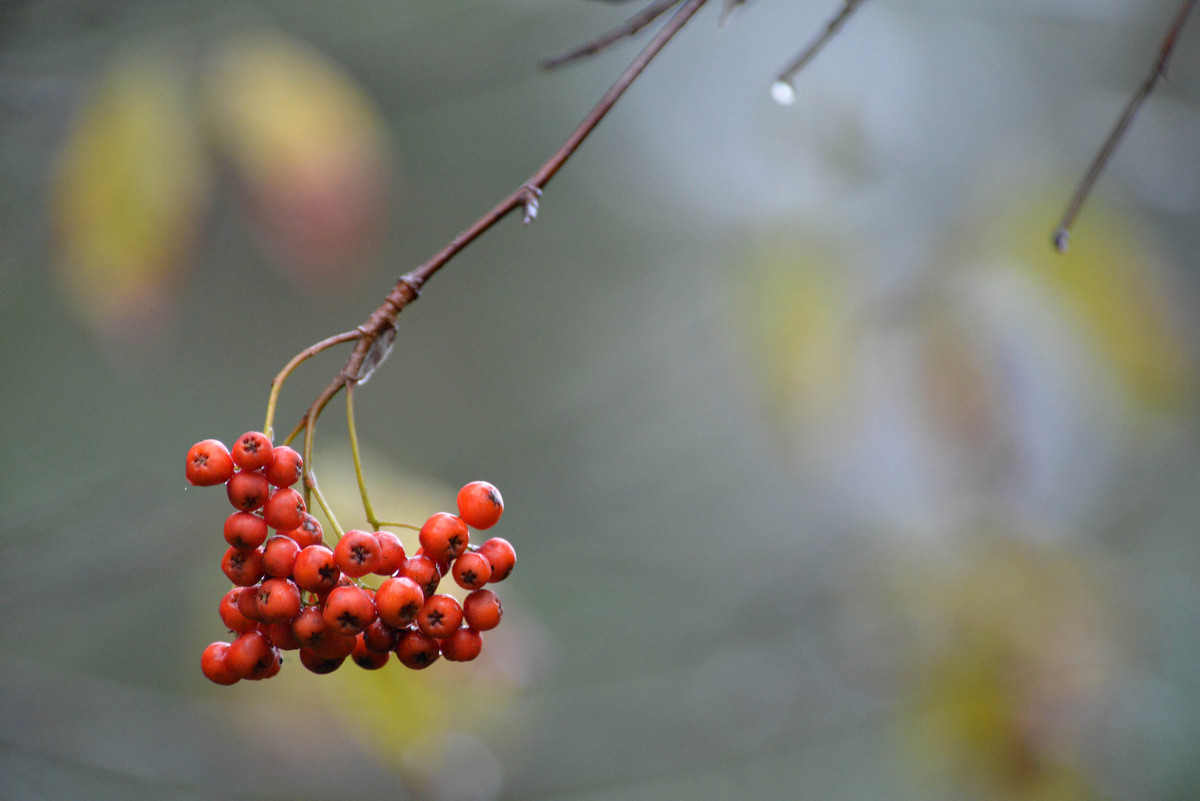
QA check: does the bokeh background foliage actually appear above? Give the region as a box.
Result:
[3,1,1200,799]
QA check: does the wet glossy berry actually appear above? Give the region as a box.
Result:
[263,487,306,531]
[224,511,268,551]
[222,546,265,586]
[322,585,376,636]
[256,577,302,624]
[227,470,270,512]
[262,535,301,578]
[416,593,463,639]
[398,554,441,598]
[463,588,503,631]
[361,618,400,653]
[231,431,273,471]
[395,630,440,670]
[201,641,240,685]
[352,635,390,669]
[419,512,469,562]
[186,439,235,486]
[452,551,492,590]
[261,621,301,650]
[457,481,503,530]
[375,576,425,628]
[372,530,406,576]
[440,627,483,662]
[333,529,380,578]
[236,585,263,622]
[290,605,330,649]
[478,537,516,582]
[282,513,323,548]
[299,647,345,675]
[225,630,279,680]
[219,587,258,633]
[293,545,341,594]
[264,445,303,487]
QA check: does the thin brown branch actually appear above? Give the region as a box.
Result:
[771,0,868,105]
[287,0,710,458]
[541,0,683,70]
[1053,0,1197,252]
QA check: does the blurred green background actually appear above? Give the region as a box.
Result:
[3,1,1200,799]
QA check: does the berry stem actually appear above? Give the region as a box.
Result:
[375,521,422,531]
[307,478,345,542]
[264,329,362,441]
[345,381,381,530]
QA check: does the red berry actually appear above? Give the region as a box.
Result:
[372,530,406,576]
[311,629,356,660]
[322,585,377,636]
[264,445,303,487]
[231,431,274,471]
[361,618,400,654]
[299,647,345,675]
[416,593,463,639]
[374,576,425,628]
[333,530,380,578]
[201,641,240,685]
[223,511,268,551]
[451,551,492,590]
[293,545,341,593]
[236,585,263,622]
[219,587,258,633]
[227,470,270,512]
[395,630,441,670]
[398,554,441,598]
[186,439,235,487]
[225,630,279,680]
[419,513,469,562]
[281,513,324,548]
[463,588,503,631]
[457,481,504,530]
[262,535,301,578]
[256,577,302,624]
[221,546,265,586]
[291,605,330,649]
[440,627,483,662]
[261,620,301,650]
[352,635,390,669]
[478,537,516,582]
[263,488,306,531]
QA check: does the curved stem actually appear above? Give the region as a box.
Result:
[307,479,344,542]
[345,381,380,530]
[376,521,422,532]
[263,329,362,440]
[300,379,345,509]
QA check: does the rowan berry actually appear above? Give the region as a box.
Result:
[395,630,441,670]
[457,481,504,530]
[440,627,483,662]
[282,513,324,548]
[220,587,258,633]
[201,641,240,685]
[299,647,345,675]
[463,588,503,631]
[227,470,270,512]
[256,577,302,624]
[224,511,268,551]
[361,618,400,654]
[419,512,469,562]
[352,635,390,670]
[372,530,406,576]
[261,621,301,650]
[478,537,516,582]
[231,431,273,471]
[290,605,330,649]
[311,629,357,660]
[262,535,301,578]
[222,546,265,586]
[293,545,341,593]
[416,593,463,639]
[187,439,236,487]
[374,576,425,628]
[399,554,441,598]
[323,584,377,636]
[236,585,263,621]
[225,630,279,680]
[452,551,492,590]
[333,529,380,578]
[263,487,306,531]
[264,445,303,488]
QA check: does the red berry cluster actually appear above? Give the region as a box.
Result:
[187,433,515,685]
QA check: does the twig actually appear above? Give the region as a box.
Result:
[285,0,710,487]
[541,0,683,70]
[771,0,868,106]
[1053,0,1197,252]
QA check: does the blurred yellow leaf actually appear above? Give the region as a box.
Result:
[203,32,391,280]
[53,46,208,340]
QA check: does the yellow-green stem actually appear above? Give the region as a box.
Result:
[307,479,344,542]
[375,521,421,532]
[345,381,380,530]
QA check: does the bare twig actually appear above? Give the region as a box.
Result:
[1053,0,1197,252]
[285,0,710,486]
[771,0,868,105]
[541,0,683,70]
